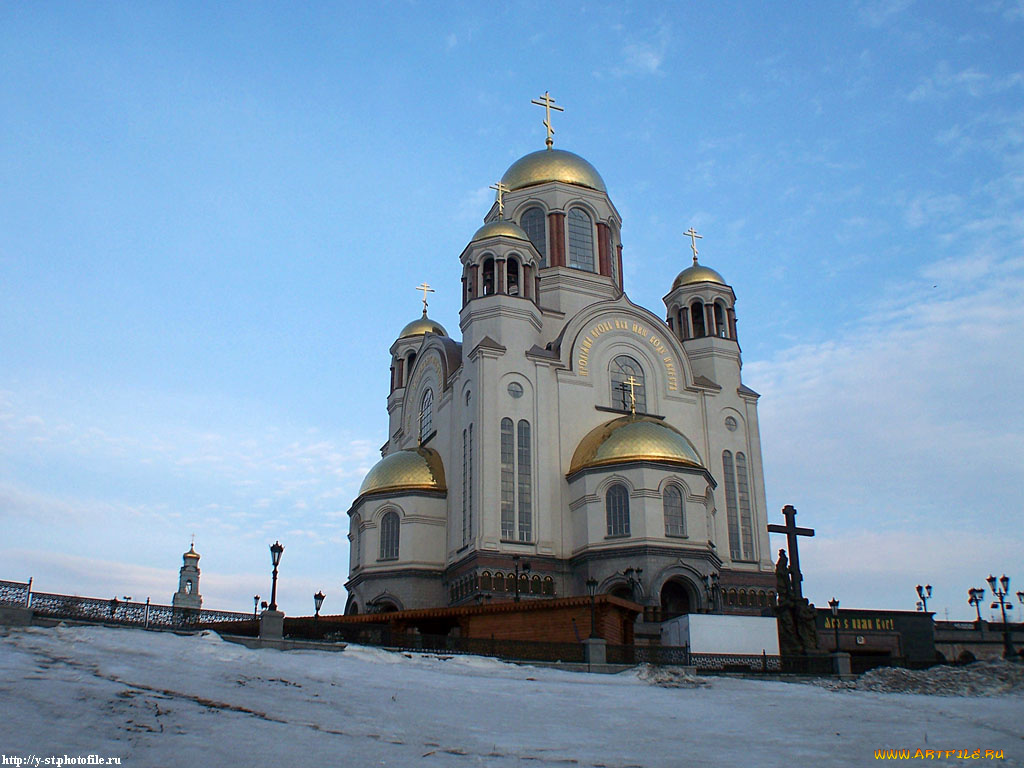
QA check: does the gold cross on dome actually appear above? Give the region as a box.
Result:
[415,282,434,314]
[489,181,509,217]
[531,91,564,149]
[684,227,703,264]
[626,376,638,415]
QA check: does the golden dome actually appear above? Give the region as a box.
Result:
[672,259,727,290]
[569,416,704,474]
[183,545,199,560]
[358,447,447,498]
[471,219,531,243]
[398,311,448,340]
[501,149,607,193]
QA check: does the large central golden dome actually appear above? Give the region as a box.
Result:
[569,416,704,474]
[358,447,447,498]
[501,149,607,193]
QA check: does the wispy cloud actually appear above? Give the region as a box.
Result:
[907,63,1024,102]
[606,26,670,78]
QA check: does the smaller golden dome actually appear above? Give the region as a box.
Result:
[501,148,607,193]
[398,311,448,340]
[471,220,531,243]
[570,416,704,474]
[184,544,199,561]
[358,447,447,498]
[672,259,727,290]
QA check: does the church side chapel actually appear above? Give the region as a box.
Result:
[345,94,776,627]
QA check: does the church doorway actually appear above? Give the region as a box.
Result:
[660,580,692,621]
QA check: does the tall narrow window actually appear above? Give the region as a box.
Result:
[517,419,532,541]
[461,428,469,546]
[664,485,685,537]
[380,510,400,560]
[735,452,754,559]
[610,355,647,413]
[606,483,630,537]
[690,302,706,338]
[520,207,547,267]
[723,450,753,560]
[500,418,515,539]
[352,514,361,567]
[567,208,595,272]
[419,389,433,442]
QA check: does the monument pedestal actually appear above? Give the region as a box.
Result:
[831,651,851,676]
[584,638,606,665]
[260,609,284,640]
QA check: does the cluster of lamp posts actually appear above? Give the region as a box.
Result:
[250,541,327,626]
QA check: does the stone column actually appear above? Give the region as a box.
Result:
[548,212,566,267]
[496,258,506,294]
[597,222,611,277]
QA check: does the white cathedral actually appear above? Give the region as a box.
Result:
[345,113,776,620]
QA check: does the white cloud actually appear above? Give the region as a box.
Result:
[907,64,1024,102]
[607,26,670,78]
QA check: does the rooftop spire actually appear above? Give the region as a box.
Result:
[531,91,564,149]
[684,227,703,265]
[416,282,434,316]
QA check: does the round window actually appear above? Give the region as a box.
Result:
[725,416,738,432]
[507,382,524,399]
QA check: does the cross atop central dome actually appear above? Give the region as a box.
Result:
[500,148,607,193]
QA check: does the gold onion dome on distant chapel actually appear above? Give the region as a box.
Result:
[358,446,447,498]
[500,148,607,193]
[569,415,705,475]
[671,259,727,290]
[397,311,447,340]
[471,219,531,243]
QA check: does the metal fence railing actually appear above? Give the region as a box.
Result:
[0,579,31,607]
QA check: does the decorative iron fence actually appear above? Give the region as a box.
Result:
[18,588,253,631]
[606,644,692,666]
[0,579,31,607]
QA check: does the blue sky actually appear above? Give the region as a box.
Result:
[2,1,1022,620]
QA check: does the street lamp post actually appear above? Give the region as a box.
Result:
[915,584,932,612]
[586,578,598,639]
[512,555,531,603]
[828,597,841,653]
[968,587,985,623]
[313,590,326,634]
[253,594,260,619]
[986,574,1015,658]
[268,541,284,611]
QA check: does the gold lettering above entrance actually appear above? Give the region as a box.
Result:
[577,318,678,391]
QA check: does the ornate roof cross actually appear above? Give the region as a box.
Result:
[531,91,564,149]
[416,282,434,315]
[767,505,815,601]
[684,227,703,265]
[489,181,509,217]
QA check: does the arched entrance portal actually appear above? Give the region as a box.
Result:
[660,580,692,621]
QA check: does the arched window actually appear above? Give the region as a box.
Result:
[723,451,754,561]
[500,418,515,540]
[663,485,685,537]
[493,572,504,591]
[521,207,547,267]
[714,301,727,338]
[185,580,193,594]
[480,571,492,591]
[517,420,532,542]
[482,257,495,295]
[610,355,647,413]
[542,576,555,595]
[690,302,706,338]
[379,510,400,560]
[567,208,595,272]
[530,575,542,595]
[606,483,630,537]
[420,389,433,442]
[507,258,520,296]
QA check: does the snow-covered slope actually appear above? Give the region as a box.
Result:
[0,626,1020,767]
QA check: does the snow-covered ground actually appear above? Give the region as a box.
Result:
[1,625,1021,767]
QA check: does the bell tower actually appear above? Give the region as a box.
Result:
[172,541,202,610]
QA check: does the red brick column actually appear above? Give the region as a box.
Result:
[616,244,624,288]
[548,212,566,267]
[597,222,611,277]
